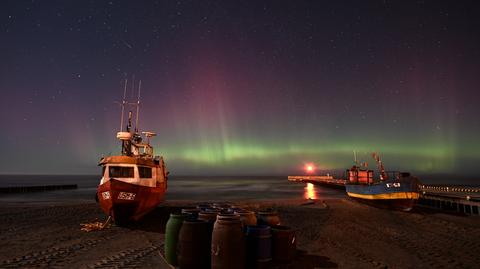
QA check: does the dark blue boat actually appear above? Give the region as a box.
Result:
[345,153,420,211]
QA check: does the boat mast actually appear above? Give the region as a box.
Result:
[372,152,387,180]
[116,76,154,157]
[120,79,128,132]
[135,80,141,133]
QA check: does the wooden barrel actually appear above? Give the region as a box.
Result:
[198,211,219,223]
[181,208,201,219]
[246,225,272,267]
[257,210,280,226]
[178,219,212,269]
[211,217,246,269]
[235,210,257,226]
[271,225,296,263]
[165,213,188,265]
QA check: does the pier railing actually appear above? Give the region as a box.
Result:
[419,185,480,194]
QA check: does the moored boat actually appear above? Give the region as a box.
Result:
[96,80,168,224]
[345,153,420,211]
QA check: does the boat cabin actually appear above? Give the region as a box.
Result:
[347,166,374,184]
[99,156,167,187]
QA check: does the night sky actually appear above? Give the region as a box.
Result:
[1,1,479,177]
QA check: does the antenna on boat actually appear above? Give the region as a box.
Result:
[135,80,141,133]
[120,79,128,131]
[353,150,358,165]
[127,111,132,132]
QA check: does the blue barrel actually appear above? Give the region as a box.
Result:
[205,207,222,214]
[246,225,272,267]
[196,203,212,211]
[181,208,201,219]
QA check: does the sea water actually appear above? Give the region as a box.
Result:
[0,174,478,204]
[0,175,344,203]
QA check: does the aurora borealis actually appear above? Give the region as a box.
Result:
[0,1,479,177]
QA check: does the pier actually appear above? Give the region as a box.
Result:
[0,184,78,194]
[417,184,480,216]
[287,175,346,189]
[288,176,480,216]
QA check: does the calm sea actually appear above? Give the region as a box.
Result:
[0,175,344,204]
[0,174,478,204]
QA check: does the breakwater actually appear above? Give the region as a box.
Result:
[0,184,78,194]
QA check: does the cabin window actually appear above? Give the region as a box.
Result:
[109,166,134,178]
[138,166,152,178]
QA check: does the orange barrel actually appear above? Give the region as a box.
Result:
[235,210,257,226]
[211,217,246,269]
[246,225,272,268]
[257,210,280,226]
[181,208,201,219]
[198,211,219,223]
[165,213,188,266]
[178,219,212,269]
[271,225,296,263]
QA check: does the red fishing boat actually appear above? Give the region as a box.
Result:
[96,80,168,224]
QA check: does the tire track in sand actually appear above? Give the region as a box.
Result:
[0,236,115,269]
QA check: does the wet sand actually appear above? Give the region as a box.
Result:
[0,199,479,268]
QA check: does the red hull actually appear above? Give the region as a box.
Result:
[97,179,166,223]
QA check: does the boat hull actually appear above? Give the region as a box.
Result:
[97,178,166,223]
[346,177,420,211]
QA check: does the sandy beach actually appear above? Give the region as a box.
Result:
[0,199,479,268]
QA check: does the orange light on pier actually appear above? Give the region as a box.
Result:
[305,163,315,173]
[304,183,317,200]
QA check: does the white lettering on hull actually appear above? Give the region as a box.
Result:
[118,192,136,200]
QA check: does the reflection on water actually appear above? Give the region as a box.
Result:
[304,183,317,199]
